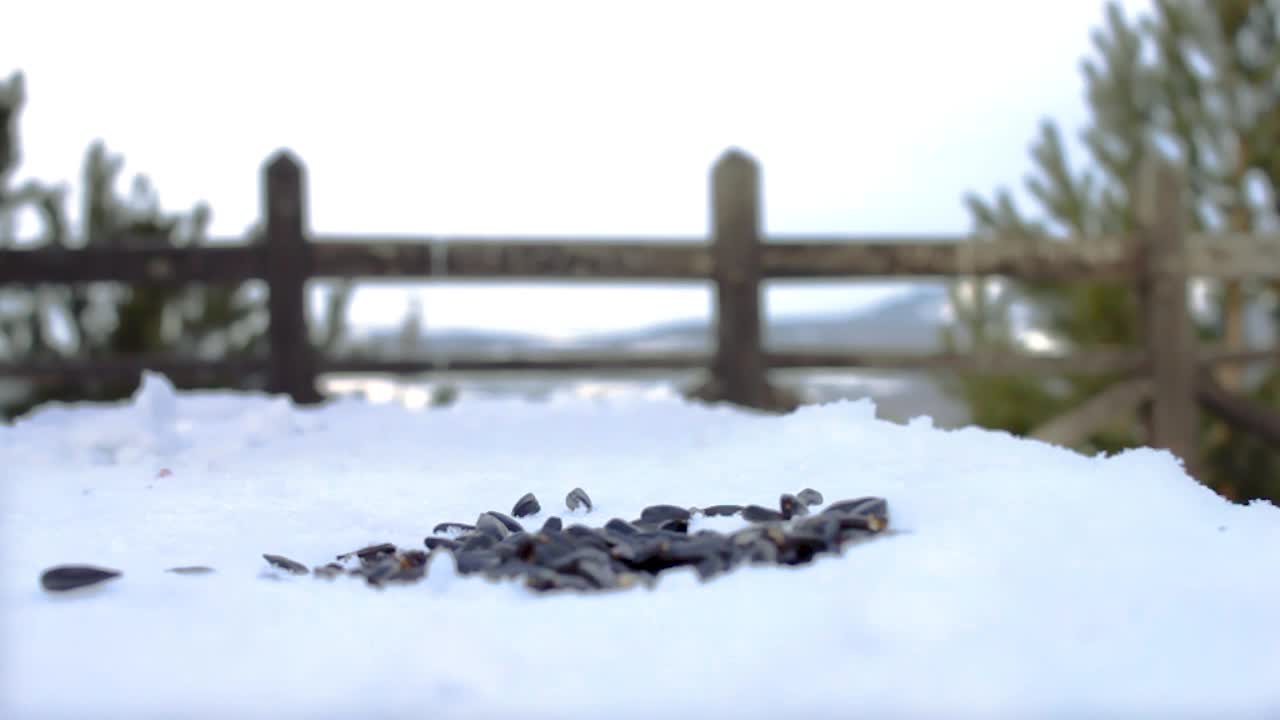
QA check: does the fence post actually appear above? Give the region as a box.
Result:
[263,150,321,405]
[690,149,795,412]
[1136,153,1197,475]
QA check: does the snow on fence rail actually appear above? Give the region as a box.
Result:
[1,148,1278,474]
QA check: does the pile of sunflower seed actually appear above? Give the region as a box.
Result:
[273,486,891,593]
[40,487,891,595]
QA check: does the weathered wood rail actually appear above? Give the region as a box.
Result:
[1,148,1278,474]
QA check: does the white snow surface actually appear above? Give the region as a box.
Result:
[2,372,1279,719]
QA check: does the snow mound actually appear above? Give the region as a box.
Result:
[2,382,1278,719]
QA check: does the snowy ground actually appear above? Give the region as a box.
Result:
[2,373,1278,719]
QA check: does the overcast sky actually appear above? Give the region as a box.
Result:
[4,0,1152,336]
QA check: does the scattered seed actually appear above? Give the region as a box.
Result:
[263,554,309,575]
[779,494,808,520]
[700,504,743,517]
[742,505,786,523]
[565,487,593,512]
[604,518,639,536]
[313,563,345,579]
[460,533,498,553]
[640,504,691,524]
[796,488,824,506]
[40,565,122,592]
[824,497,885,517]
[455,551,503,575]
[432,522,475,536]
[540,517,563,534]
[166,566,215,575]
[512,492,542,518]
[336,542,396,562]
[424,537,461,552]
[658,518,689,534]
[487,511,525,534]
[475,513,512,540]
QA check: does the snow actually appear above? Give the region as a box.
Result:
[2,371,1279,719]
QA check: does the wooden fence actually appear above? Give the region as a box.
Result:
[2,148,1279,475]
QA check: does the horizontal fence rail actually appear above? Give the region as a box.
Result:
[4,232,1278,285]
[3,346,1272,384]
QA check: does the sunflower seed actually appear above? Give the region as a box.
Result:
[640,504,691,524]
[824,497,886,517]
[432,522,475,536]
[604,518,639,536]
[658,518,689,534]
[455,551,503,575]
[166,566,215,575]
[336,542,396,562]
[475,513,511,541]
[40,565,122,592]
[424,537,460,552]
[796,488,824,506]
[565,487,593,512]
[486,511,525,534]
[263,554,309,575]
[742,505,785,523]
[512,492,541,518]
[779,494,808,520]
[539,516,563,534]
[700,504,743,517]
[460,533,498,553]
[313,563,345,579]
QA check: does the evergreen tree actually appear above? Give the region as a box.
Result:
[947,0,1280,502]
[0,71,351,418]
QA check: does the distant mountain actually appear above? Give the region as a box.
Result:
[580,285,950,353]
[347,286,951,358]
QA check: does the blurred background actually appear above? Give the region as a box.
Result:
[1,0,1277,502]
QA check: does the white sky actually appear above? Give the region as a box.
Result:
[4,0,1153,335]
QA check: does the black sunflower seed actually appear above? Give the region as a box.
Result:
[777,533,829,565]
[794,514,842,544]
[486,511,525,534]
[263,554,310,575]
[166,566,215,575]
[525,568,593,593]
[313,562,345,579]
[460,533,498,553]
[539,517,563,534]
[432,522,475,536]
[512,493,541,518]
[700,504,743,517]
[565,487,593,512]
[399,550,429,568]
[455,551,503,575]
[40,565,122,592]
[640,505,691,524]
[572,557,617,589]
[824,497,885,517]
[779,494,808,520]
[604,518,639,536]
[358,557,404,586]
[796,488,824,506]
[742,505,785,523]
[658,518,689,534]
[337,542,397,562]
[825,497,889,531]
[695,557,726,580]
[475,513,511,540]
[424,537,461,552]
[835,514,888,534]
